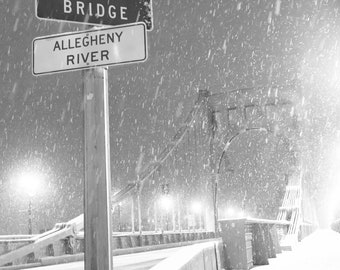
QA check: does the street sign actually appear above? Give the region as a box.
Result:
[36,0,153,30]
[32,23,147,76]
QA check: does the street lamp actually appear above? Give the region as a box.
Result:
[191,201,202,214]
[159,195,174,231]
[226,207,235,217]
[224,207,245,218]
[191,201,203,229]
[160,196,173,212]
[17,171,43,234]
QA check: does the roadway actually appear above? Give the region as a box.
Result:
[27,246,183,270]
[255,229,340,270]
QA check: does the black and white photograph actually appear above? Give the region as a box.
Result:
[1,0,340,269]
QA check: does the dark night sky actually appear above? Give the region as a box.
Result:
[1,0,340,233]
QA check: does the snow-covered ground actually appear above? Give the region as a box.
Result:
[255,229,340,270]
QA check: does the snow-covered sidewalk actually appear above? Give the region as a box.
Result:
[255,229,340,270]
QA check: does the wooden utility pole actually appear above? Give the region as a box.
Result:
[84,67,113,270]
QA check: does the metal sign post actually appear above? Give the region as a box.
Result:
[83,66,112,270]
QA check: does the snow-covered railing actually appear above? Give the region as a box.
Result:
[0,214,83,267]
[150,239,223,270]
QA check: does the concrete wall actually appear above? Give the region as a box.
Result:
[150,239,223,270]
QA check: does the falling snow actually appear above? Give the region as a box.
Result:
[1,0,340,268]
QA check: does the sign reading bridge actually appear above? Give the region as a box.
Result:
[32,23,147,75]
[36,0,153,30]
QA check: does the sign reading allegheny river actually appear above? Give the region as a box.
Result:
[32,23,147,75]
[36,0,153,30]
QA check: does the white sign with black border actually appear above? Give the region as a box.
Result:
[32,22,147,76]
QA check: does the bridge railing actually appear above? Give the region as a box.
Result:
[218,218,290,270]
[0,215,84,267]
[1,216,308,269]
[148,217,293,270]
[75,230,215,252]
[0,224,215,268]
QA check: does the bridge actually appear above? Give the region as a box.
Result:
[0,87,328,269]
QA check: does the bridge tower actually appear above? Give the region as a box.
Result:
[277,170,318,249]
[277,173,302,249]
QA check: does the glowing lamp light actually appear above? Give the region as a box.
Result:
[17,171,44,197]
[238,210,245,218]
[191,201,202,214]
[226,207,235,217]
[160,196,173,212]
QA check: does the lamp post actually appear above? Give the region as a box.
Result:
[191,201,203,230]
[28,199,33,235]
[17,170,43,235]
[160,195,173,231]
[214,127,269,230]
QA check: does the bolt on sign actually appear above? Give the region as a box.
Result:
[32,23,147,76]
[36,0,153,30]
